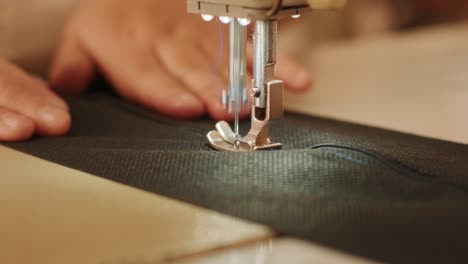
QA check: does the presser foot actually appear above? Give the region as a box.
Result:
[207,80,284,152]
[207,121,282,152]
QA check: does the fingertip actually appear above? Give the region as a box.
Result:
[287,70,314,93]
[35,105,72,136]
[207,100,231,121]
[276,52,313,92]
[0,111,35,141]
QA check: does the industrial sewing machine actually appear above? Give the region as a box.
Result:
[187,0,345,152]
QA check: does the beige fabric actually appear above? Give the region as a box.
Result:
[0,146,273,264]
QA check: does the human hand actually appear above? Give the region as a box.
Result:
[0,59,70,141]
[50,0,312,120]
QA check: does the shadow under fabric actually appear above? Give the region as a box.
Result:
[6,92,468,264]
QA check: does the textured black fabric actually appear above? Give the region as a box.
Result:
[5,92,468,264]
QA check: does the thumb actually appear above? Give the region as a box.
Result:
[49,26,95,95]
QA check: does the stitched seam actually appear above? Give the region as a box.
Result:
[309,143,468,193]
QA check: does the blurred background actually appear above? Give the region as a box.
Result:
[1,0,468,75]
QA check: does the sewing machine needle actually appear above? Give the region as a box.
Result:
[229,19,247,137]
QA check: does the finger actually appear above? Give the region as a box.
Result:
[49,23,95,95]
[31,76,69,111]
[157,36,231,121]
[0,62,72,136]
[247,46,313,93]
[91,42,206,119]
[0,107,35,141]
[276,52,313,92]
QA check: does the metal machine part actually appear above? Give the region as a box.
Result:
[227,19,248,136]
[206,18,285,152]
[207,80,284,152]
[188,0,345,152]
[187,0,346,20]
[253,20,277,109]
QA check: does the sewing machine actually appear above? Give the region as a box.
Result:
[187,0,346,152]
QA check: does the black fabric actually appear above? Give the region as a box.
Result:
[5,92,468,264]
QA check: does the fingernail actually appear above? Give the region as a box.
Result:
[0,111,21,129]
[37,105,69,124]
